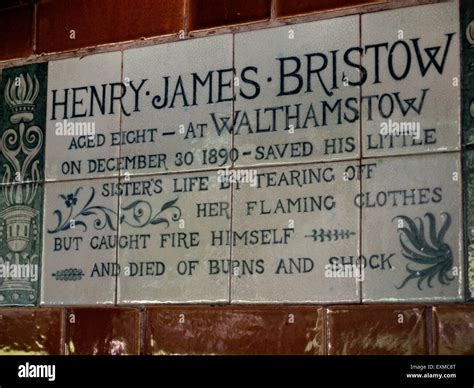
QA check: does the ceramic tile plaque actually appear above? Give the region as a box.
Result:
[41,178,118,305]
[117,171,231,303]
[120,35,233,175]
[0,1,467,307]
[0,64,47,306]
[361,153,463,302]
[234,15,360,167]
[361,1,460,157]
[231,161,360,303]
[45,52,122,181]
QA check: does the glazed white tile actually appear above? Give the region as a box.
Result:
[231,161,360,303]
[120,35,233,176]
[361,1,460,157]
[45,52,122,181]
[234,15,360,168]
[361,152,463,302]
[41,178,118,305]
[117,170,231,303]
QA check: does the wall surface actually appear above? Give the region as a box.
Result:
[0,0,473,355]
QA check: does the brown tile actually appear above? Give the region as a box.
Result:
[188,0,271,31]
[145,306,324,355]
[275,0,386,18]
[0,5,33,61]
[37,0,184,54]
[0,308,63,355]
[66,308,140,355]
[0,1,23,10]
[327,305,427,355]
[433,305,474,355]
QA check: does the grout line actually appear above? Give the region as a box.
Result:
[323,306,328,355]
[184,0,189,37]
[114,51,125,306]
[228,181,234,305]
[426,305,434,355]
[231,34,235,169]
[5,148,463,188]
[139,307,145,355]
[32,1,37,54]
[228,32,236,305]
[358,12,363,304]
[62,307,68,355]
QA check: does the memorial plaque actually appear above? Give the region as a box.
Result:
[41,178,118,305]
[234,15,360,167]
[361,1,460,157]
[45,52,122,181]
[117,171,231,303]
[230,161,360,303]
[360,152,463,302]
[0,1,468,307]
[120,35,233,175]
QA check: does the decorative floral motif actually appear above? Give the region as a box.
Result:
[0,66,46,306]
[63,193,78,208]
[52,268,84,281]
[466,19,474,47]
[393,212,454,290]
[304,229,355,243]
[48,187,181,234]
